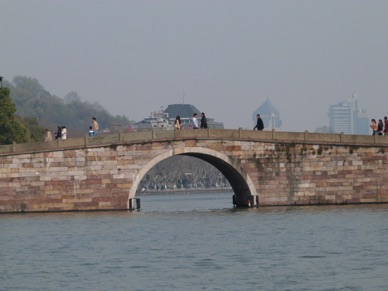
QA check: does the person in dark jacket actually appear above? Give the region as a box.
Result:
[384,116,388,136]
[378,119,384,135]
[253,114,264,130]
[55,126,62,139]
[200,112,208,129]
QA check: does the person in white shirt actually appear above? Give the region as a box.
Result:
[192,113,199,129]
[88,126,95,136]
[61,126,67,139]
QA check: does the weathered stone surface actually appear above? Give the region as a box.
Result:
[1,130,388,212]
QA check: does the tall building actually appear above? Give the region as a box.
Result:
[328,95,368,135]
[356,109,369,135]
[252,98,282,130]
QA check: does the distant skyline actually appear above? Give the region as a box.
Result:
[2,0,387,132]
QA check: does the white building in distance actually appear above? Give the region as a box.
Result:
[134,104,224,130]
[328,95,369,135]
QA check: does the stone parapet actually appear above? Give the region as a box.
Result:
[2,129,388,156]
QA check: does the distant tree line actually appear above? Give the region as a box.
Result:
[1,76,132,143]
[138,156,230,192]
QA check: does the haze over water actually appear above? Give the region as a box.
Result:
[1,192,387,290]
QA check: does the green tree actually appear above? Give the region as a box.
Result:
[8,76,133,137]
[18,116,45,142]
[0,87,29,144]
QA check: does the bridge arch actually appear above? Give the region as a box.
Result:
[128,147,258,208]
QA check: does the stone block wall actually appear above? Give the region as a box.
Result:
[0,147,132,212]
[222,141,388,205]
[1,134,388,213]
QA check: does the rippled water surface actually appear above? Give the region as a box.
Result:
[1,192,387,291]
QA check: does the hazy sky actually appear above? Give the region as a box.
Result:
[2,0,388,131]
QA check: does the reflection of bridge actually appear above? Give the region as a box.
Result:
[1,129,388,213]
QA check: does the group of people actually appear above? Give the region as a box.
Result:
[42,113,388,141]
[43,112,264,141]
[44,117,99,141]
[173,112,264,131]
[44,126,67,141]
[370,117,388,135]
[174,112,208,129]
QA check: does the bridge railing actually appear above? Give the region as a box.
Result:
[1,129,388,155]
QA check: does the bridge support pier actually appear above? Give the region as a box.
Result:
[129,198,141,211]
[233,194,258,208]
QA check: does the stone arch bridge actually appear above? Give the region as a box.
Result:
[1,129,388,213]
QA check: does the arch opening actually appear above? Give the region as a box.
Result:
[138,155,231,192]
[181,153,257,207]
[128,147,258,209]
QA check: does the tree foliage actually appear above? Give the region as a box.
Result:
[18,116,46,142]
[0,87,30,144]
[6,76,133,138]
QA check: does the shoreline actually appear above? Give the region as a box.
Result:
[138,188,233,195]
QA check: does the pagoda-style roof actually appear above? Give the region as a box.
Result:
[164,104,201,119]
[253,98,279,116]
[252,98,282,129]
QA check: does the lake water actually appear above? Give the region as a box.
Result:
[1,192,387,291]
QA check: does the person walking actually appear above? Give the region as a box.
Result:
[44,128,53,141]
[253,114,264,130]
[174,115,182,129]
[378,119,384,135]
[384,117,388,136]
[61,126,67,139]
[370,119,378,135]
[91,117,99,136]
[192,113,199,129]
[200,112,208,129]
[55,126,62,140]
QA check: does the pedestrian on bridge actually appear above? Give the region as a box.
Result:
[200,112,208,129]
[370,119,378,135]
[88,126,95,136]
[253,114,264,131]
[384,116,388,135]
[174,115,182,129]
[61,126,67,139]
[44,128,53,141]
[91,117,99,136]
[192,113,199,129]
[55,126,62,139]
